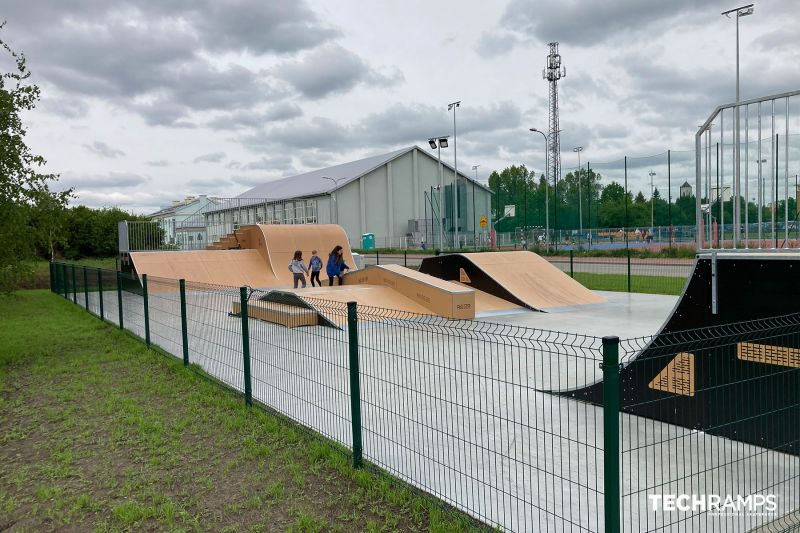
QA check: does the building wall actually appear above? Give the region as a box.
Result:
[332,148,493,246]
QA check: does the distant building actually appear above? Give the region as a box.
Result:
[207,146,493,248]
[149,195,217,249]
[680,181,693,198]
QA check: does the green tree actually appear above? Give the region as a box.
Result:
[0,25,71,291]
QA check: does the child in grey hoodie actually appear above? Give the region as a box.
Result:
[288,250,309,288]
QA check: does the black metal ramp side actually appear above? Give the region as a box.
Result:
[567,255,800,456]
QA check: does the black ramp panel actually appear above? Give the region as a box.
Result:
[568,255,800,456]
[419,254,537,310]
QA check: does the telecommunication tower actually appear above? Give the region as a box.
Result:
[542,42,565,202]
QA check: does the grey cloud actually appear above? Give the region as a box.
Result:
[241,116,353,153]
[42,96,89,119]
[194,152,227,164]
[475,32,520,59]
[208,102,304,130]
[277,44,402,99]
[83,141,125,158]
[146,159,170,167]
[62,171,149,189]
[185,177,232,189]
[495,0,705,47]
[241,155,295,172]
[2,2,314,125]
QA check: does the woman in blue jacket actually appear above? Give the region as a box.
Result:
[326,245,350,286]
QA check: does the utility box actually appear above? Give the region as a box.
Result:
[361,233,375,250]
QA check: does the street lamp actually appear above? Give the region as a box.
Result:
[530,128,549,244]
[472,164,479,248]
[573,147,583,238]
[428,136,450,248]
[648,170,656,230]
[321,175,340,224]
[722,3,754,246]
[448,101,461,247]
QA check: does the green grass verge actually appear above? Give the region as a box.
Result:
[0,291,486,532]
[573,272,686,296]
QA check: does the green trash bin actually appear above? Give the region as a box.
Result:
[361,233,375,250]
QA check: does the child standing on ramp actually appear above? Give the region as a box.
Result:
[309,250,323,287]
[289,250,309,288]
[326,245,351,286]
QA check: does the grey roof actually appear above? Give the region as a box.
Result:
[681,181,692,187]
[236,145,492,201]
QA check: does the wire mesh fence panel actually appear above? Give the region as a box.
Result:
[120,271,147,340]
[182,282,246,392]
[353,308,606,532]
[145,276,184,361]
[99,269,121,327]
[617,317,800,532]
[244,294,353,447]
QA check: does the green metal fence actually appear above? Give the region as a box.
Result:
[49,262,800,532]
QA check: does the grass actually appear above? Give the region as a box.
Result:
[0,290,485,532]
[23,258,118,290]
[573,272,686,296]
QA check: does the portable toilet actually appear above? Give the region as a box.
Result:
[361,233,375,250]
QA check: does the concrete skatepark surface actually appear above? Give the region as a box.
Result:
[85,286,799,532]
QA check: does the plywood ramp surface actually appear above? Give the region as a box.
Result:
[419,251,605,311]
[241,224,356,286]
[129,250,278,288]
[283,285,434,322]
[463,251,605,309]
[343,264,475,319]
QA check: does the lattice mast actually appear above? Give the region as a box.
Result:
[543,42,565,216]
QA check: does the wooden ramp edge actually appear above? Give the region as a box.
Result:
[343,264,475,319]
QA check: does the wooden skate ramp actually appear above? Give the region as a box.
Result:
[419,251,605,311]
[129,224,357,288]
[240,224,356,286]
[343,264,475,319]
[129,249,278,287]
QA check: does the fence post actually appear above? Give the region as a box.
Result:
[602,336,621,533]
[569,249,574,278]
[49,262,55,292]
[626,248,632,292]
[97,268,104,320]
[376,250,380,266]
[59,264,69,299]
[347,301,363,468]
[142,274,151,347]
[116,271,124,330]
[71,264,77,304]
[179,279,189,367]
[240,286,252,407]
[404,249,407,267]
[83,266,89,310]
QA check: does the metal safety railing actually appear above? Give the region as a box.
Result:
[696,90,800,251]
[49,261,800,532]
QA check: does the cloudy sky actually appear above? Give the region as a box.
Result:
[3,0,799,213]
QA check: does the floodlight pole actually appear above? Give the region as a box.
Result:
[449,101,461,248]
[530,128,549,244]
[574,147,583,238]
[321,176,340,225]
[472,164,480,248]
[722,3,754,246]
[649,170,656,230]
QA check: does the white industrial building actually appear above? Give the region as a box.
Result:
[207,146,493,248]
